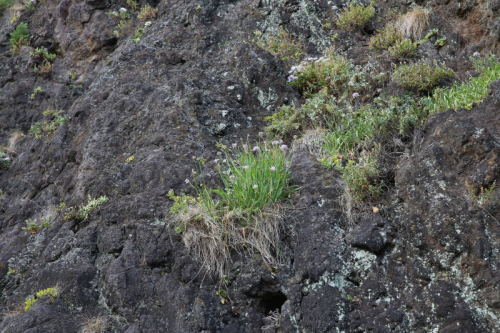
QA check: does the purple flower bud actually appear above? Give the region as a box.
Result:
[270,166,276,171]
[473,52,480,57]
[232,143,237,148]
[348,81,354,86]
[253,185,258,189]
[352,93,359,98]
[242,165,249,169]
[281,145,288,151]
[252,146,260,151]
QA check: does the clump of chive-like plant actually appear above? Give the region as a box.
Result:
[168,141,298,276]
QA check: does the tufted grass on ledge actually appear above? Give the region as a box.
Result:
[169,141,298,276]
[424,53,500,113]
[251,27,304,62]
[336,1,375,31]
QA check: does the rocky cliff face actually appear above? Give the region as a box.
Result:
[1,0,500,332]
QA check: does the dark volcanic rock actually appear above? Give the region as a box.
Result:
[2,0,500,332]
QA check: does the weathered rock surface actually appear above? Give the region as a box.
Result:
[1,0,500,332]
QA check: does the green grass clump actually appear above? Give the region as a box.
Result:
[392,60,454,91]
[369,25,402,50]
[183,142,297,218]
[328,148,383,202]
[251,27,304,62]
[212,142,296,213]
[0,0,14,14]
[286,51,352,95]
[425,54,500,113]
[388,38,417,58]
[9,23,29,55]
[169,142,298,275]
[337,1,375,31]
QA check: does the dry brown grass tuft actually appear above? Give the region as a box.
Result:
[138,5,158,21]
[394,9,429,41]
[2,305,24,320]
[292,128,326,157]
[80,315,109,333]
[8,130,24,153]
[174,203,285,276]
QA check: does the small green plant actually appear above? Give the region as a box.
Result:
[24,287,58,312]
[64,195,109,221]
[22,216,51,234]
[418,28,438,45]
[126,0,138,11]
[30,47,56,62]
[7,267,15,275]
[0,151,11,169]
[388,38,417,58]
[113,20,129,36]
[336,1,375,31]
[138,5,158,21]
[29,110,66,139]
[23,219,39,234]
[392,60,454,91]
[68,71,77,80]
[30,87,43,100]
[434,36,446,47]
[9,23,29,55]
[467,181,496,208]
[369,25,402,50]
[251,27,304,62]
[285,51,351,95]
[25,0,36,10]
[0,189,3,198]
[29,47,56,75]
[0,0,14,14]
[131,27,145,43]
[332,148,382,201]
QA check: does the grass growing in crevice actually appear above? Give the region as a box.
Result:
[336,1,375,31]
[266,48,497,210]
[392,60,454,91]
[169,142,298,276]
[251,27,304,63]
[425,53,500,112]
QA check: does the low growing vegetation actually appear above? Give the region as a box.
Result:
[425,53,500,112]
[392,60,454,91]
[0,0,14,14]
[64,195,109,222]
[138,4,157,21]
[251,27,304,62]
[369,25,402,51]
[22,216,51,234]
[388,38,417,58]
[29,110,66,139]
[336,1,375,31]
[24,287,58,312]
[30,47,57,74]
[169,142,298,275]
[0,151,11,169]
[265,47,498,220]
[9,23,29,55]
